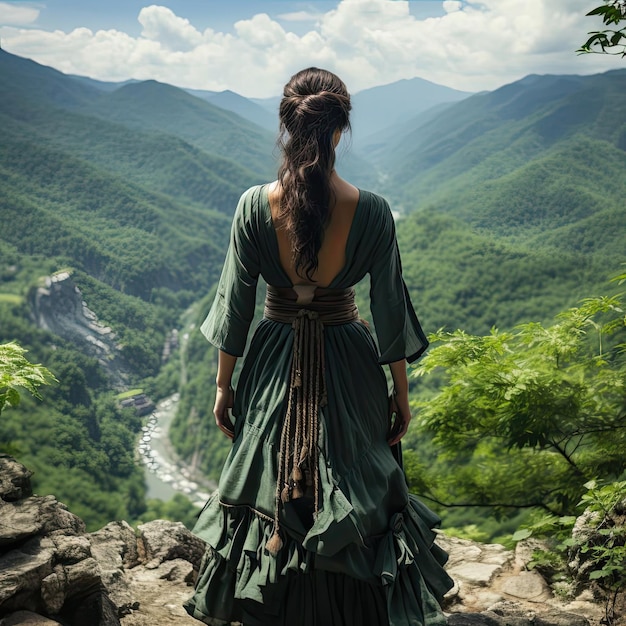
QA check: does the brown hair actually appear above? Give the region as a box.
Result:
[276,67,351,281]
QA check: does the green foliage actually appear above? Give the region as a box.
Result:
[0,342,56,416]
[580,2,626,56]
[514,480,626,625]
[411,290,626,517]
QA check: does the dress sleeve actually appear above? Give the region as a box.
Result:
[200,188,260,356]
[368,198,428,364]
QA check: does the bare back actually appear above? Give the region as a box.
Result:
[267,175,360,288]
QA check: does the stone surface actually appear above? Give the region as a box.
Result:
[500,571,551,602]
[533,610,591,626]
[513,539,550,572]
[0,496,85,548]
[91,521,140,570]
[440,535,513,582]
[0,537,56,612]
[90,521,140,613]
[0,611,63,625]
[0,455,33,502]
[447,613,503,625]
[137,521,205,570]
[448,562,503,587]
[120,567,200,626]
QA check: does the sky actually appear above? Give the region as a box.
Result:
[0,0,623,97]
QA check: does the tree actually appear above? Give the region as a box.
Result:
[579,1,626,56]
[409,290,626,518]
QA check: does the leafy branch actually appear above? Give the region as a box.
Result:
[579,2,626,56]
[0,342,57,416]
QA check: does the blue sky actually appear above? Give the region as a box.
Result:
[16,1,447,35]
[0,0,622,97]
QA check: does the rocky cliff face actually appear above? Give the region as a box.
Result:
[29,272,131,390]
[0,455,617,626]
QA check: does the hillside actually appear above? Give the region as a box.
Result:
[0,50,254,527]
[79,80,276,179]
[384,71,626,232]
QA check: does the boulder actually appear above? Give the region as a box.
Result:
[90,521,141,613]
[137,521,204,570]
[0,496,84,548]
[0,455,33,502]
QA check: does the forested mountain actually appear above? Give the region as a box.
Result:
[0,49,262,528]
[1,48,624,538]
[372,69,626,333]
[78,80,276,179]
[350,76,471,144]
[187,88,278,133]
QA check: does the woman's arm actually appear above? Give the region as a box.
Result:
[388,359,411,446]
[214,350,237,439]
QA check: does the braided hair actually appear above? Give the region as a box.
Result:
[276,68,352,281]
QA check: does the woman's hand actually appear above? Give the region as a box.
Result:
[214,385,235,439]
[387,390,411,446]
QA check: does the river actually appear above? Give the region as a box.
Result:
[137,393,216,507]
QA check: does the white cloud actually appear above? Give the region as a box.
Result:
[138,5,203,51]
[442,1,462,12]
[276,11,324,22]
[0,1,39,25]
[0,0,623,97]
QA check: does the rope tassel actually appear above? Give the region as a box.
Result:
[269,310,325,555]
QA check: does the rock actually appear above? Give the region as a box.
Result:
[0,536,56,613]
[90,521,140,570]
[533,610,590,626]
[500,571,551,602]
[0,455,33,502]
[120,567,200,626]
[447,613,505,625]
[90,521,140,613]
[448,562,504,587]
[0,496,85,548]
[61,587,121,626]
[0,610,63,625]
[513,539,550,572]
[154,559,195,584]
[41,557,102,614]
[439,535,513,590]
[29,272,131,389]
[137,521,205,570]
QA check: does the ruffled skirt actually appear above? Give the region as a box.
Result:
[184,492,452,626]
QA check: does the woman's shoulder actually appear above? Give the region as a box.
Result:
[356,188,394,230]
[237,184,268,207]
[233,184,271,221]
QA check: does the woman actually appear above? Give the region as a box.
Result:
[184,68,453,626]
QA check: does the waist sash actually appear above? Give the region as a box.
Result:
[263,285,359,555]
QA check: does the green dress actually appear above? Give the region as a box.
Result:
[184,184,453,626]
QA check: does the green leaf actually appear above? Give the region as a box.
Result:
[512,528,533,542]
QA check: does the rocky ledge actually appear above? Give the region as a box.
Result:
[0,455,616,625]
